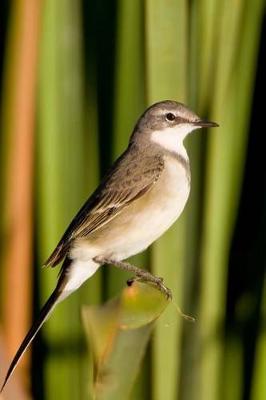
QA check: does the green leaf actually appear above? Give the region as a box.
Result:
[82,281,170,400]
[198,1,265,399]
[37,0,90,398]
[145,1,188,399]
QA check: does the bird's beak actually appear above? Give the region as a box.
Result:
[193,119,219,128]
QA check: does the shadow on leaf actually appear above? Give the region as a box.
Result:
[82,281,170,400]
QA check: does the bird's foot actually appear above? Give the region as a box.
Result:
[127,274,172,300]
[94,256,172,300]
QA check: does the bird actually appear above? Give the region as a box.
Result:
[1,100,218,391]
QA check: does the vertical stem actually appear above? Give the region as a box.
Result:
[1,0,42,390]
[198,1,264,399]
[145,1,188,399]
[37,0,87,397]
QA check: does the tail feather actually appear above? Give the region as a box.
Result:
[44,242,69,268]
[0,256,99,392]
[0,259,71,393]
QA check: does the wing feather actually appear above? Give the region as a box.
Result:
[44,147,164,267]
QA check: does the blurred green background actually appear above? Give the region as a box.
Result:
[0,0,265,399]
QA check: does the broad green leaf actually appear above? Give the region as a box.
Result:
[198,1,265,399]
[108,0,146,298]
[37,0,89,398]
[82,281,170,400]
[111,3,147,397]
[145,1,188,399]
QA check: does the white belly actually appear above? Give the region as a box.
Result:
[71,157,190,263]
[68,157,190,293]
[101,158,190,260]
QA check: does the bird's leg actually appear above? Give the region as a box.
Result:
[93,256,172,299]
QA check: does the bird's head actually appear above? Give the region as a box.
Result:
[131,100,219,153]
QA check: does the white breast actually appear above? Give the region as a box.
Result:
[100,157,191,260]
[66,153,190,293]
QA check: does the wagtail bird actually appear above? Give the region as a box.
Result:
[1,100,218,391]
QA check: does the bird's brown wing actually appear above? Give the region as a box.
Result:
[0,150,164,393]
[44,147,164,267]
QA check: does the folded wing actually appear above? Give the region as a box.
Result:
[44,147,164,267]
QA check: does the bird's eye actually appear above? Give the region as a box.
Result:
[165,113,175,122]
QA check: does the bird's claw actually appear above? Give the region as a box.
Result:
[126,275,172,300]
[158,282,172,300]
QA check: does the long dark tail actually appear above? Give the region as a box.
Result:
[0,259,71,393]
